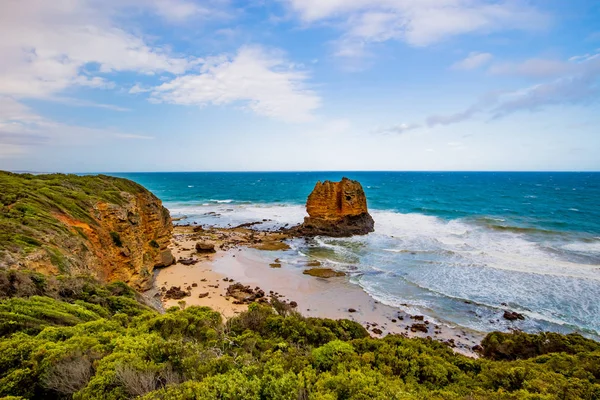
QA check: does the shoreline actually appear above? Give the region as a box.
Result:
[153,225,485,357]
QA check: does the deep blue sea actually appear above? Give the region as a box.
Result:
[112,172,600,339]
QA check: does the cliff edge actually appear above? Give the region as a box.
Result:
[0,172,173,290]
[295,177,375,237]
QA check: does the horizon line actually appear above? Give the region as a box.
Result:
[6,169,600,174]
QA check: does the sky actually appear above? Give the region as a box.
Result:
[0,0,599,172]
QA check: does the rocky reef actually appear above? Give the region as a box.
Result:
[294,177,374,237]
[0,172,173,290]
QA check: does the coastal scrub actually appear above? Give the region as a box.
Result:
[0,270,599,399]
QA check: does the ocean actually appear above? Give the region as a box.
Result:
[112,172,600,339]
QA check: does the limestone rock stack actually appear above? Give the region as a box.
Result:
[296,177,374,237]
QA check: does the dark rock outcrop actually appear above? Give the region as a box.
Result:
[178,258,198,266]
[164,286,190,300]
[503,311,526,321]
[293,177,374,237]
[226,283,265,304]
[410,323,429,333]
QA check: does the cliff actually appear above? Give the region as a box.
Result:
[0,171,173,290]
[296,177,375,237]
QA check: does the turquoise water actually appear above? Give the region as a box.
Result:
[112,172,600,338]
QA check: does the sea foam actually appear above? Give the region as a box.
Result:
[165,200,600,338]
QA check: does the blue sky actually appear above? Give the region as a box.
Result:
[0,0,599,172]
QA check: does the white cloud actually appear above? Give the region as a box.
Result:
[427,106,481,127]
[129,84,153,94]
[569,52,600,64]
[0,0,198,100]
[47,97,131,112]
[0,2,321,124]
[150,46,321,123]
[0,96,152,158]
[146,0,210,21]
[426,51,600,126]
[489,58,572,78]
[452,52,493,70]
[375,123,420,134]
[0,97,41,123]
[488,52,600,116]
[284,0,548,55]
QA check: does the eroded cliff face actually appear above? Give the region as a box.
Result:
[296,177,375,237]
[0,172,174,290]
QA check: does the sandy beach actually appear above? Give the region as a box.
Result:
[154,225,485,356]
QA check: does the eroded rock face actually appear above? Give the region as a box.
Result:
[78,192,174,290]
[1,174,174,291]
[295,177,374,237]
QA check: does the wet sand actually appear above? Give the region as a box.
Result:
[155,226,484,357]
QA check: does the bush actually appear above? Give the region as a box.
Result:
[480,331,600,361]
[312,340,355,371]
[43,355,94,395]
[1,272,600,400]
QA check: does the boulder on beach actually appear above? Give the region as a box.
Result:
[164,286,190,300]
[410,323,428,333]
[293,177,374,237]
[154,250,175,268]
[196,241,216,253]
[226,283,265,304]
[178,257,199,265]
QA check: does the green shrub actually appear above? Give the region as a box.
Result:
[312,340,355,371]
[481,331,600,361]
[1,272,600,400]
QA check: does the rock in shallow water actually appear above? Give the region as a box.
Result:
[503,310,526,321]
[293,177,374,237]
[303,268,345,278]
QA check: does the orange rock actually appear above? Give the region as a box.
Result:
[306,177,369,220]
[8,181,173,291]
[298,178,374,237]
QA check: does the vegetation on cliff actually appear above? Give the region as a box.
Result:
[1,270,599,400]
[0,172,173,289]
